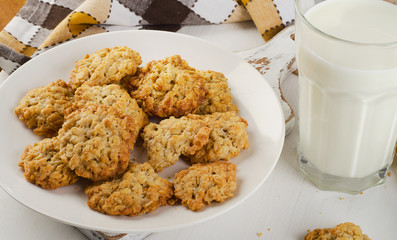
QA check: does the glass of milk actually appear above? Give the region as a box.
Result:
[294,0,397,194]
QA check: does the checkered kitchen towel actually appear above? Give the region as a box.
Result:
[0,0,294,74]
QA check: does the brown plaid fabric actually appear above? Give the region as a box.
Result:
[0,0,294,73]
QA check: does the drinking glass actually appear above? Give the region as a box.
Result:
[294,0,397,194]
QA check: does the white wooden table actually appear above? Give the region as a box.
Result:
[1,21,396,240]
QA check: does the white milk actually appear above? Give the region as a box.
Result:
[297,0,397,178]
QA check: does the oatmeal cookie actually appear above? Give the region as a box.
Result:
[118,74,136,93]
[130,55,207,117]
[85,162,173,216]
[184,112,249,163]
[173,161,237,211]
[304,222,371,240]
[19,137,79,189]
[58,104,136,181]
[141,116,211,172]
[14,79,73,137]
[69,46,142,90]
[65,84,148,135]
[197,70,239,115]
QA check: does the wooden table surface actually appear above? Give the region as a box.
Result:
[0,0,25,31]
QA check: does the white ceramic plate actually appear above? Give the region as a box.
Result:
[0,30,285,233]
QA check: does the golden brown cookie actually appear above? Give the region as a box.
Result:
[141,116,211,172]
[14,79,74,137]
[184,112,249,164]
[173,161,237,211]
[304,222,371,240]
[69,46,142,90]
[85,162,173,216]
[19,137,79,189]
[197,70,239,115]
[65,84,148,135]
[130,55,207,117]
[58,104,136,181]
[141,112,248,171]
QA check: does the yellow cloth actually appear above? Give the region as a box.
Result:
[0,0,294,73]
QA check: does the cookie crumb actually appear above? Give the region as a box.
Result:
[339,197,344,200]
[257,232,263,237]
[387,172,391,177]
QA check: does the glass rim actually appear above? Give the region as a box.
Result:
[294,0,397,47]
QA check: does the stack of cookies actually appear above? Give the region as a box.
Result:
[14,46,249,216]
